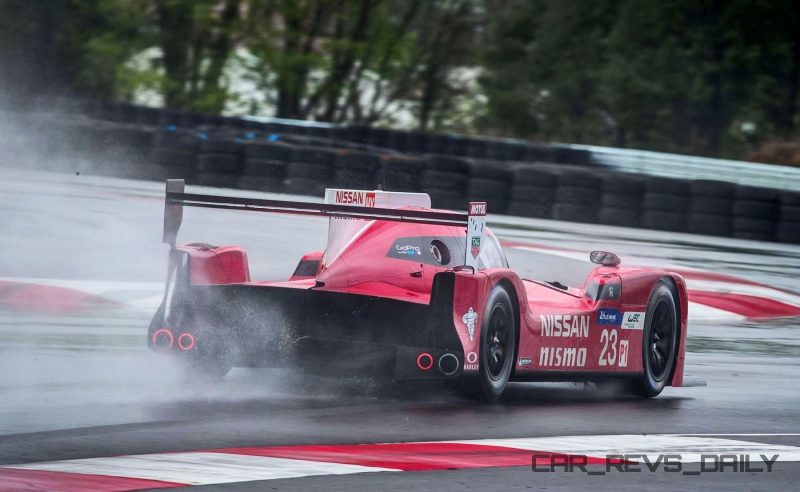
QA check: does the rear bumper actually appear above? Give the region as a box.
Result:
[149,279,465,380]
[293,338,463,380]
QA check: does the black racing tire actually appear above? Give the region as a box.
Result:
[238,176,284,192]
[641,211,687,232]
[510,185,554,203]
[468,178,509,197]
[425,155,470,176]
[242,158,286,178]
[644,176,690,195]
[428,191,467,211]
[196,153,242,174]
[422,170,468,193]
[153,130,201,151]
[286,162,334,180]
[469,162,513,181]
[689,196,731,216]
[554,186,595,206]
[552,203,595,222]
[597,207,639,227]
[601,173,645,195]
[634,281,679,398]
[512,166,560,187]
[151,148,197,169]
[776,222,800,244]
[200,138,243,155]
[244,141,293,161]
[780,205,800,223]
[335,169,376,188]
[556,168,598,188]
[732,200,777,219]
[690,179,736,197]
[507,201,551,218]
[687,214,731,237]
[780,191,800,207]
[738,185,781,202]
[284,177,324,196]
[478,286,517,401]
[196,172,241,189]
[601,193,642,209]
[731,217,775,238]
[642,193,686,211]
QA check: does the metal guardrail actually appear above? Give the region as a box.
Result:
[562,143,800,192]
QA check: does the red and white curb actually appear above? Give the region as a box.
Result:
[2,434,800,491]
[503,241,800,321]
[1,248,799,322]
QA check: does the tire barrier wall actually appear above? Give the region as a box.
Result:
[1,101,798,245]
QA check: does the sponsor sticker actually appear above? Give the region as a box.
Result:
[395,244,422,255]
[597,308,621,325]
[464,351,479,370]
[471,236,481,259]
[517,357,532,366]
[334,190,376,207]
[539,314,589,338]
[618,339,629,367]
[538,346,587,368]
[622,311,646,330]
[462,307,478,341]
[469,202,487,216]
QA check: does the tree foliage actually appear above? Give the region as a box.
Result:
[1,0,798,158]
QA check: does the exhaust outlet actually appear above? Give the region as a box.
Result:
[178,333,196,351]
[151,328,174,350]
[438,353,459,376]
[416,352,434,371]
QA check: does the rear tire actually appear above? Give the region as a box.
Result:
[634,281,679,397]
[477,286,517,401]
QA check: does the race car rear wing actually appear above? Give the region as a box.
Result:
[163,179,486,268]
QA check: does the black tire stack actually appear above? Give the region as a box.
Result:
[422,155,470,210]
[94,123,154,177]
[507,165,559,218]
[283,146,337,196]
[552,167,601,222]
[598,172,644,228]
[777,191,800,244]
[239,141,293,192]
[731,185,780,241]
[467,160,512,214]
[146,129,200,181]
[196,137,244,188]
[334,149,380,189]
[640,177,690,232]
[687,180,735,237]
[377,155,425,192]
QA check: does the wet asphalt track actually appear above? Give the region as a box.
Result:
[1,167,800,490]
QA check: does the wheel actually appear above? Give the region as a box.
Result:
[634,281,679,397]
[478,286,517,401]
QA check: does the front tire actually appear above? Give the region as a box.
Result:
[634,280,679,397]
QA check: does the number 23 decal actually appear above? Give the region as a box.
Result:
[599,329,629,367]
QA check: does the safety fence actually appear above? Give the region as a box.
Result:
[1,100,798,245]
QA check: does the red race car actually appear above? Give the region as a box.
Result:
[150,180,688,401]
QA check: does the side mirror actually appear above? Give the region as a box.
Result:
[590,251,621,267]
